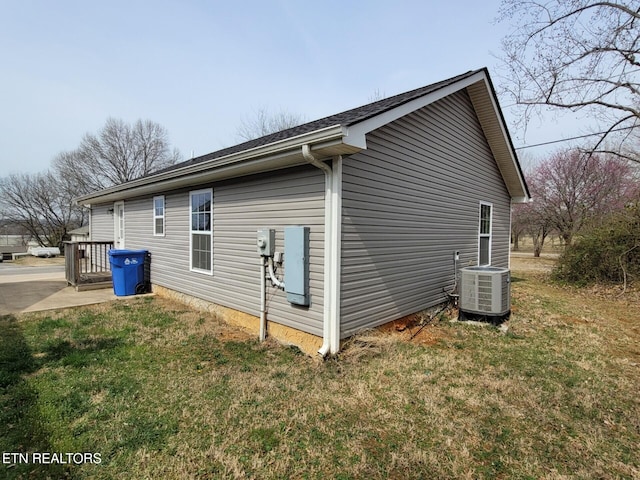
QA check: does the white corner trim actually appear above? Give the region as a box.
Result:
[329,155,342,353]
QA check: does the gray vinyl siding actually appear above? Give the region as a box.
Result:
[88,203,115,270]
[90,203,114,242]
[121,165,325,336]
[340,89,511,337]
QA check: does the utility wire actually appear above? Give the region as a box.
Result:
[514,125,636,150]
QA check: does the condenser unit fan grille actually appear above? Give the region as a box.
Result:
[459,267,510,317]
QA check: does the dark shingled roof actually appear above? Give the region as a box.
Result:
[159,69,484,174]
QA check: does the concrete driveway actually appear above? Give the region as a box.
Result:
[0,263,118,316]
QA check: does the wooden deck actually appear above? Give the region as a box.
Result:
[64,241,113,290]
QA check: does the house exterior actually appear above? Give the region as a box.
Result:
[77,68,530,356]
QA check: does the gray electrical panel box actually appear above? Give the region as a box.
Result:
[257,228,275,257]
[284,226,310,306]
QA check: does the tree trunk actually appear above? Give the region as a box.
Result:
[531,227,549,258]
[533,240,543,258]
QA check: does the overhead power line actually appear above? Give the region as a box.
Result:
[514,125,636,150]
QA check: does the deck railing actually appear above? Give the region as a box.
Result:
[64,241,113,286]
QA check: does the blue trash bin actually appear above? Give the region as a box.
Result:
[108,249,148,296]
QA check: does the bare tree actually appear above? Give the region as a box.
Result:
[368,89,386,102]
[53,118,181,195]
[1,117,179,246]
[0,171,86,247]
[541,150,638,244]
[236,108,306,141]
[510,203,528,251]
[513,185,554,257]
[513,148,639,256]
[498,1,640,162]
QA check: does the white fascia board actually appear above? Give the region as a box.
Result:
[342,70,488,149]
[78,149,307,205]
[469,76,530,202]
[76,124,345,205]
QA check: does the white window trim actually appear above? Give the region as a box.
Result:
[478,201,493,266]
[153,195,165,237]
[189,188,213,275]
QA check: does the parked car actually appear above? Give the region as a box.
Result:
[28,247,61,258]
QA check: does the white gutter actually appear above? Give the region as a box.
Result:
[302,145,341,356]
[77,125,345,205]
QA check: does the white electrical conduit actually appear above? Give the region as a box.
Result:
[259,255,285,342]
[259,257,267,342]
[267,256,285,290]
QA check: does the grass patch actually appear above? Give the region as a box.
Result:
[1,269,639,479]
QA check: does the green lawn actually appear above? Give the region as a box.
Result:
[1,264,639,479]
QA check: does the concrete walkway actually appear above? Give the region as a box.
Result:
[0,265,118,316]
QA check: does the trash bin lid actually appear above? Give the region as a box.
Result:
[108,249,148,256]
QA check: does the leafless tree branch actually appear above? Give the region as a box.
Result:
[498,0,640,161]
[53,118,181,196]
[1,118,180,247]
[236,108,306,141]
[0,171,86,247]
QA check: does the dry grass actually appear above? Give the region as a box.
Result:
[11,255,66,266]
[1,257,639,479]
[512,234,565,254]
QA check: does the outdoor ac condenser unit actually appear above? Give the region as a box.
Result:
[459,266,511,318]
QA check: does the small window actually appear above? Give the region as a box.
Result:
[478,202,492,266]
[190,189,212,274]
[153,196,165,236]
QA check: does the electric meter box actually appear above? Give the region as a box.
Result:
[284,226,310,306]
[257,228,275,257]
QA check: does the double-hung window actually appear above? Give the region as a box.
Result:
[153,196,165,236]
[190,189,213,274]
[478,202,492,266]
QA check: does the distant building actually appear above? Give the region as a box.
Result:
[68,225,90,242]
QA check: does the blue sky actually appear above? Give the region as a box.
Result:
[1,0,581,174]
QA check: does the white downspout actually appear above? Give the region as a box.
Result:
[303,146,342,356]
[330,155,342,353]
[302,144,333,356]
